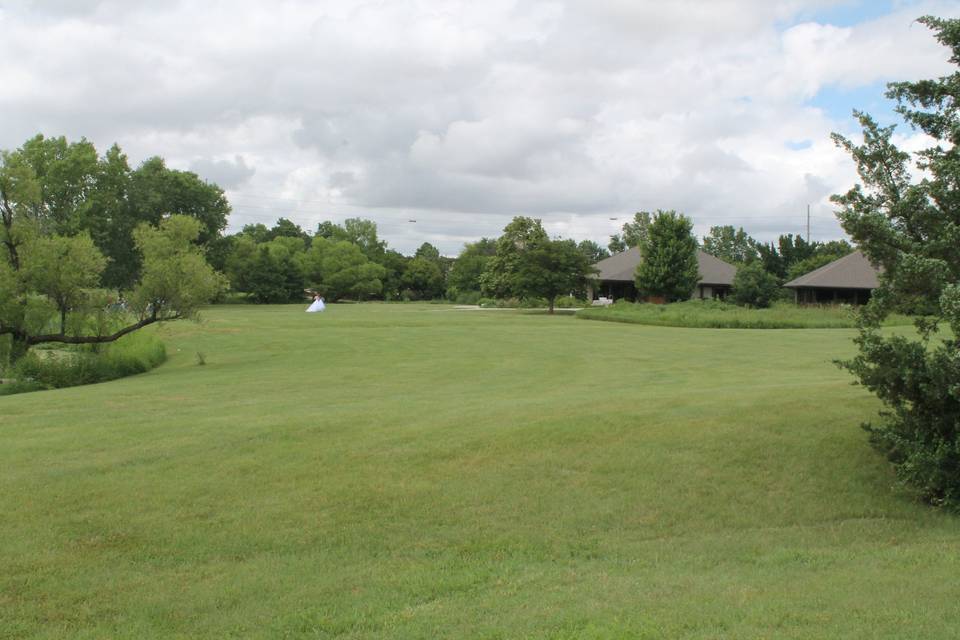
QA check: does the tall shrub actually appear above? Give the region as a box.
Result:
[832,16,960,509]
[634,210,699,302]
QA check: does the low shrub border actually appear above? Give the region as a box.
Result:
[0,331,167,396]
[576,300,914,329]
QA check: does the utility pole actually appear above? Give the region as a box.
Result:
[806,204,810,244]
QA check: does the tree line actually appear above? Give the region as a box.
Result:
[0,130,863,368]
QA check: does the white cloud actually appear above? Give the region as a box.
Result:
[1,0,958,254]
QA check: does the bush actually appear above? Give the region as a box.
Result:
[6,332,166,394]
[731,262,781,308]
[576,299,913,329]
[554,296,588,309]
[453,291,481,305]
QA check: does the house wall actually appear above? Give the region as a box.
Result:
[692,284,731,300]
[794,287,873,304]
[593,280,732,302]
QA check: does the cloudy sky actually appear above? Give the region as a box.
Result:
[2,0,958,255]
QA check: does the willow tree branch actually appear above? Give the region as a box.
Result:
[25,313,180,346]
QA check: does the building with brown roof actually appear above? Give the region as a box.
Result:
[591,248,737,302]
[784,250,881,304]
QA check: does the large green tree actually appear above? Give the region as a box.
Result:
[515,238,596,313]
[447,238,496,300]
[0,199,223,364]
[635,210,699,302]
[1,135,230,290]
[480,216,549,299]
[301,238,386,301]
[316,218,386,263]
[831,16,960,509]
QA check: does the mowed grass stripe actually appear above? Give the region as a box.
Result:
[1,304,958,639]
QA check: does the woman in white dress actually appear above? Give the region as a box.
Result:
[306,294,326,313]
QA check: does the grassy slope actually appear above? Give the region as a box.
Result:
[1,304,958,639]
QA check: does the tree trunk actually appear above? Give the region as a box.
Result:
[8,335,28,364]
[548,297,555,314]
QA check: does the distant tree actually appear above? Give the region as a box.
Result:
[379,249,408,301]
[447,238,496,300]
[245,245,303,303]
[515,238,597,313]
[730,262,780,308]
[816,239,854,257]
[621,211,652,249]
[224,235,260,293]
[402,256,445,300]
[240,223,272,244]
[830,16,960,509]
[270,217,311,246]
[607,234,627,254]
[577,239,610,263]
[606,211,653,254]
[301,238,385,301]
[755,234,819,280]
[635,210,699,302]
[414,242,441,262]
[481,216,549,299]
[701,225,758,264]
[316,218,386,264]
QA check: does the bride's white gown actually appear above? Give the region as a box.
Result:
[306,298,326,313]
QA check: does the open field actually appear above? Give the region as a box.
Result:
[577,300,915,329]
[2,304,959,639]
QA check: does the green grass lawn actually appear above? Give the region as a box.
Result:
[2,304,958,639]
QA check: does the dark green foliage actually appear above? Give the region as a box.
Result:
[301,238,385,301]
[756,234,816,280]
[402,256,445,300]
[701,225,759,264]
[577,240,610,263]
[481,217,595,312]
[634,210,699,302]
[3,331,166,394]
[480,217,549,299]
[620,211,652,249]
[607,211,652,253]
[245,246,304,303]
[379,249,409,301]
[270,218,311,246]
[447,238,496,299]
[607,234,627,254]
[832,15,960,509]
[316,218,386,263]
[1,135,229,290]
[514,238,596,313]
[731,262,781,308]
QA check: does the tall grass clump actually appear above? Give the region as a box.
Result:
[577,299,913,329]
[1,331,166,395]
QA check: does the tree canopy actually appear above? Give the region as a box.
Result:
[480,217,595,311]
[635,210,699,302]
[831,15,960,509]
[0,135,229,290]
[701,225,758,264]
[0,203,223,363]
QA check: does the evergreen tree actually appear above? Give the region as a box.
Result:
[832,16,960,509]
[634,210,699,302]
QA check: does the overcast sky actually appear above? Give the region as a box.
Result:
[2,0,958,255]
